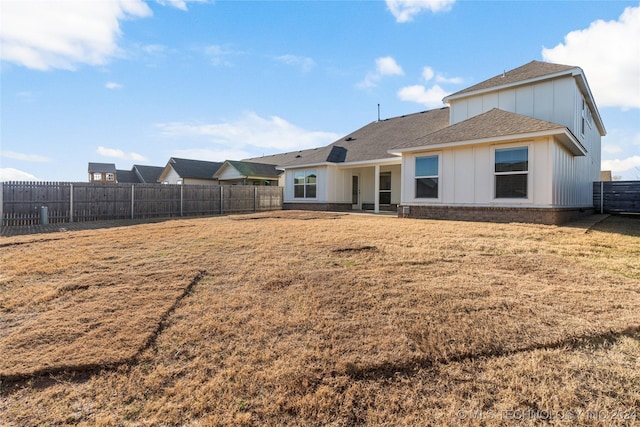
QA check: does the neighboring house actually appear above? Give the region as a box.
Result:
[89,163,165,184]
[253,60,605,224]
[88,163,117,183]
[158,157,224,185]
[214,160,283,186]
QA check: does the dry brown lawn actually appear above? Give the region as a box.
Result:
[0,212,639,426]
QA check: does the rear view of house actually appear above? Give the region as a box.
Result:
[395,61,605,224]
[258,60,604,224]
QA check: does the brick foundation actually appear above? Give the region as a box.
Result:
[397,205,595,225]
[283,203,353,212]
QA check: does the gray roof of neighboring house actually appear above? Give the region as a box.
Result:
[88,162,116,173]
[224,161,283,179]
[392,108,569,151]
[244,107,450,167]
[116,169,140,183]
[167,157,223,179]
[446,61,576,99]
[133,165,165,183]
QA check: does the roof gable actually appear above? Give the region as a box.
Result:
[445,61,577,100]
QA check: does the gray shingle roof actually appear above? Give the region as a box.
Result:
[88,162,116,173]
[133,165,165,183]
[244,108,450,167]
[168,157,223,179]
[446,61,576,99]
[225,161,282,179]
[392,108,567,150]
[116,169,140,183]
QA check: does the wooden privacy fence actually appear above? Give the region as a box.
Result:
[1,182,283,226]
[593,181,640,214]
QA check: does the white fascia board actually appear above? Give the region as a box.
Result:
[276,162,333,170]
[572,69,606,136]
[389,129,586,156]
[334,157,402,169]
[442,69,577,104]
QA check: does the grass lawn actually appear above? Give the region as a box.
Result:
[1,212,639,426]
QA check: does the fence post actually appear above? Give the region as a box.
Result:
[69,183,74,223]
[220,186,224,215]
[131,184,135,220]
[180,184,184,216]
[600,181,604,214]
[0,181,3,228]
[254,186,258,212]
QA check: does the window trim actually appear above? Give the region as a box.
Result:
[493,145,530,201]
[414,154,440,200]
[293,169,317,199]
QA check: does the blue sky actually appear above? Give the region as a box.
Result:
[1,0,639,182]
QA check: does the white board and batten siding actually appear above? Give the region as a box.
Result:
[444,74,601,208]
[402,138,556,207]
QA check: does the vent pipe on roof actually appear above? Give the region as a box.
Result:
[377,104,380,122]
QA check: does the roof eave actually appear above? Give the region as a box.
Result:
[390,129,586,156]
[334,157,402,168]
[277,161,335,169]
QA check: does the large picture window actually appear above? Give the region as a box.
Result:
[294,170,317,198]
[495,147,528,199]
[415,155,438,198]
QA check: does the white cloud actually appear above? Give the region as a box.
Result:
[155,0,208,11]
[422,66,435,81]
[1,151,50,162]
[275,54,316,72]
[397,84,449,108]
[421,65,463,85]
[200,44,242,66]
[0,0,152,70]
[601,156,640,174]
[358,56,404,88]
[0,168,39,182]
[156,112,340,152]
[602,144,623,155]
[105,81,124,90]
[386,0,456,23]
[376,56,404,76]
[435,74,464,85]
[97,146,147,161]
[542,6,640,109]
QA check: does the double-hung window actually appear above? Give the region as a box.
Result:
[495,147,528,199]
[294,170,317,198]
[415,155,439,198]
